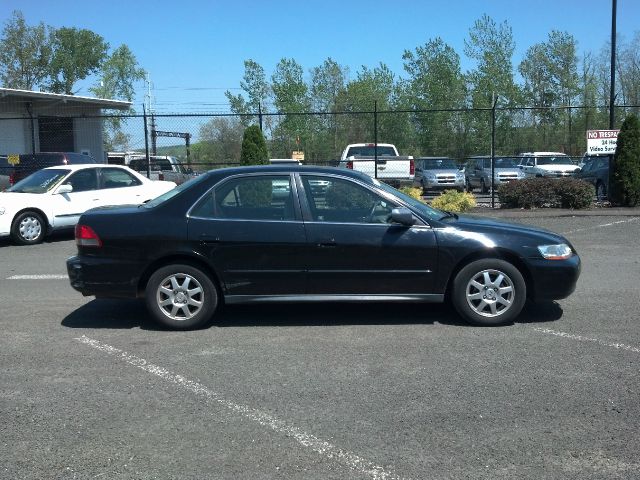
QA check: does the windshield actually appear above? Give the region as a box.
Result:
[8,169,70,193]
[537,156,573,165]
[494,157,520,168]
[346,146,397,157]
[374,180,444,221]
[142,174,208,208]
[419,158,458,169]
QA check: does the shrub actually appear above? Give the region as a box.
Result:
[240,125,269,165]
[497,177,593,209]
[399,186,423,200]
[609,114,640,206]
[431,190,477,212]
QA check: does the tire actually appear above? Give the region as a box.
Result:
[145,264,218,329]
[596,182,607,201]
[11,211,46,245]
[480,178,488,194]
[465,179,473,193]
[451,259,526,326]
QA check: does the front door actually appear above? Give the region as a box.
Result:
[188,174,307,296]
[298,174,438,295]
[51,168,101,228]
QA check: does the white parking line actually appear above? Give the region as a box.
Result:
[74,335,408,480]
[7,274,68,280]
[534,327,640,354]
[561,216,640,235]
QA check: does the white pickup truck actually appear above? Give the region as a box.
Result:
[338,143,414,186]
[127,155,197,186]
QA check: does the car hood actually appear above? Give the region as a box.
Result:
[0,191,49,208]
[422,169,463,174]
[537,164,580,173]
[443,214,567,243]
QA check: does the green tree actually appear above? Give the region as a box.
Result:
[225,60,270,126]
[0,10,52,90]
[48,27,108,94]
[270,58,310,158]
[609,114,640,206]
[464,15,520,154]
[402,37,466,156]
[240,125,269,165]
[309,57,348,159]
[196,117,245,164]
[89,44,145,151]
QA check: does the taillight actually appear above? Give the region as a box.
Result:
[75,224,102,247]
[409,159,415,176]
[9,172,15,185]
[346,160,353,169]
[158,172,165,180]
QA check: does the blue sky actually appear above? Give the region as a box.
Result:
[3,0,639,113]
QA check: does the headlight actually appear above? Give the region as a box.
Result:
[456,172,464,180]
[0,207,5,215]
[538,244,573,260]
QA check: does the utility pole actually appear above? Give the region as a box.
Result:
[609,0,617,129]
[145,73,157,155]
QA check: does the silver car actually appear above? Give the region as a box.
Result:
[465,156,524,193]
[413,157,465,192]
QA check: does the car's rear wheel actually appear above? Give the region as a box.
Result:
[145,264,218,329]
[480,178,488,194]
[11,211,46,245]
[452,259,526,326]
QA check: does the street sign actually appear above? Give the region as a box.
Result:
[586,129,619,155]
[292,151,305,161]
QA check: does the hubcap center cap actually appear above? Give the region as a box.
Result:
[486,288,496,300]
[175,292,187,304]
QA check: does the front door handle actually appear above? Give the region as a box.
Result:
[199,234,220,244]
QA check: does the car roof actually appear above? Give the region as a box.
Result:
[201,165,377,184]
[518,152,568,156]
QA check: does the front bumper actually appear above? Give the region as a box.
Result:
[67,255,141,298]
[421,179,465,190]
[527,254,581,301]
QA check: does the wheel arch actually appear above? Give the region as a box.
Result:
[444,248,534,301]
[11,207,51,232]
[137,253,224,300]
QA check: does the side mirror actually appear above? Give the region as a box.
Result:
[57,184,73,194]
[390,207,416,226]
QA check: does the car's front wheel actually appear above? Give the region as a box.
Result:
[11,211,46,245]
[452,259,526,326]
[145,264,218,329]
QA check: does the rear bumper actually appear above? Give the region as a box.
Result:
[527,254,581,301]
[67,255,141,298]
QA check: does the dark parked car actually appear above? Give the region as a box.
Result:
[576,155,610,200]
[3,152,97,187]
[67,166,581,329]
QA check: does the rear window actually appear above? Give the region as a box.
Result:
[537,156,573,165]
[345,146,397,157]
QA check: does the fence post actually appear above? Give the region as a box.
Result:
[374,100,378,179]
[491,93,497,209]
[143,104,151,178]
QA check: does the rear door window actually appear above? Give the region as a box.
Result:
[100,168,142,189]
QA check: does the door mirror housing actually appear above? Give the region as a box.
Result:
[57,184,73,194]
[390,207,416,226]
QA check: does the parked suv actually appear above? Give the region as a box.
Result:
[413,157,465,192]
[517,152,580,178]
[3,152,97,187]
[576,154,610,200]
[465,156,524,193]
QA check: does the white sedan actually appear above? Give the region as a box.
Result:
[0,164,176,245]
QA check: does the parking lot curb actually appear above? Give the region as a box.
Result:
[469,206,640,218]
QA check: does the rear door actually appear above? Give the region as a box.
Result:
[188,174,307,296]
[98,167,146,205]
[297,174,438,295]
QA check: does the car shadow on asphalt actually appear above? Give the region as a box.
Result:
[0,230,74,248]
[61,298,564,331]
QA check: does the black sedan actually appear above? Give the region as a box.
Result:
[67,165,580,329]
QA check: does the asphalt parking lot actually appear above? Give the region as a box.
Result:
[2,210,640,480]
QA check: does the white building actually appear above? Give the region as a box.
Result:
[0,88,132,161]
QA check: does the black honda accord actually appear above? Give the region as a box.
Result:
[67,165,580,329]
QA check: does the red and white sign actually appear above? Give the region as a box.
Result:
[586,129,619,154]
